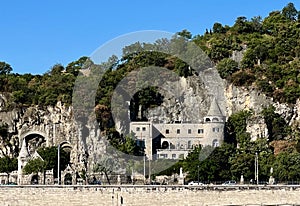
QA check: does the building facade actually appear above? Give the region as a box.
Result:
[130,98,225,160]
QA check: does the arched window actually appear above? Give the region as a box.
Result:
[212,139,219,147]
[205,118,211,122]
[161,141,169,149]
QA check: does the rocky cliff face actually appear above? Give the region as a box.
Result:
[144,66,299,141]
[0,66,299,172]
[0,96,106,172]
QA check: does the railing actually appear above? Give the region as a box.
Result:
[2,184,300,191]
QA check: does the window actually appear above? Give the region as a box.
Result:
[187,141,192,149]
[212,139,219,147]
[160,154,168,159]
[142,127,146,131]
[137,139,145,148]
[213,127,219,132]
[198,129,204,134]
[188,129,191,134]
[177,129,180,134]
[166,129,169,134]
[136,127,140,131]
[172,154,176,159]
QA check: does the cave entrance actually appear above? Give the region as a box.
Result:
[24,133,46,156]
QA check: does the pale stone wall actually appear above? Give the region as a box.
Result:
[1,186,300,206]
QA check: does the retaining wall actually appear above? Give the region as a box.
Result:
[1,185,300,206]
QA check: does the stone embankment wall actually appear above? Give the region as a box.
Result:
[1,186,300,206]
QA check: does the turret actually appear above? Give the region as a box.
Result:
[203,98,225,147]
[204,98,225,123]
[18,138,30,185]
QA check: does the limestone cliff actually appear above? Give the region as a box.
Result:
[0,66,299,173]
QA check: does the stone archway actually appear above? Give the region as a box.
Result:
[31,174,39,185]
[20,131,48,147]
[61,164,76,185]
[64,173,72,185]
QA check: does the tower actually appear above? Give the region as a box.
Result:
[203,98,225,147]
[18,138,30,185]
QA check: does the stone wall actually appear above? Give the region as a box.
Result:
[1,186,300,206]
[0,186,300,206]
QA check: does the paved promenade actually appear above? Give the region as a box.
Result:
[1,185,300,206]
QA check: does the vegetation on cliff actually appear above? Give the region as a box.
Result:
[0,3,299,183]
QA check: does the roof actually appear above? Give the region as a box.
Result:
[19,139,30,158]
[206,98,224,117]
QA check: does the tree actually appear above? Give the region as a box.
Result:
[118,133,144,156]
[250,16,263,33]
[261,106,290,141]
[282,2,298,21]
[216,58,239,79]
[273,151,300,181]
[0,157,17,181]
[226,110,252,149]
[212,22,226,33]
[177,29,192,39]
[230,152,254,180]
[233,16,252,33]
[37,146,70,178]
[23,158,45,175]
[0,62,12,75]
[66,56,89,76]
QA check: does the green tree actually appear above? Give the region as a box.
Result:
[212,22,226,33]
[233,16,252,33]
[118,133,144,156]
[37,146,70,178]
[23,158,46,175]
[0,62,12,75]
[250,16,263,33]
[66,56,89,76]
[230,152,254,180]
[216,58,239,79]
[0,156,18,181]
[262,106,290,141]
[177,29,192,39]
[282,2,298,21]
[273,151,300,181]
[226,110,252,149]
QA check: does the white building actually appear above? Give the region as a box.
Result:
[130,98,225,160]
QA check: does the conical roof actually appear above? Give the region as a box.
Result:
[206,98,224,117]
[19,139,30,158]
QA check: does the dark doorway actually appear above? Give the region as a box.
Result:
[64,173,72,185]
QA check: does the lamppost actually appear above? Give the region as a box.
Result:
[143,155,146,184]
[57,144,61,185]
[197,165,200,183]
[173,168,176,183]
[254,152,258,184]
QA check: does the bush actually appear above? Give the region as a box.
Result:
[216,58,239,79]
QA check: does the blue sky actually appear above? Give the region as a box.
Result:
[0,0,299,74]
